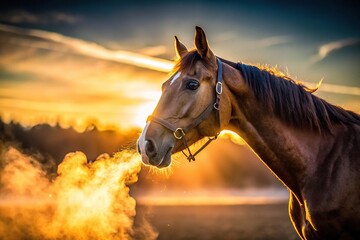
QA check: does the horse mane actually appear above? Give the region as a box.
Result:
[238,63,360,133]
[174,50,360,133]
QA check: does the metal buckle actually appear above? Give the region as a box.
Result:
[213,102,220,110]
[216,82,223,95]
[174,128,185,139]
[208,135,218,140]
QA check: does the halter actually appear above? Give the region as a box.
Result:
[147,58,223,162]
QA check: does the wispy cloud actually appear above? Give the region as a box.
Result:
[310,38,360,64]
[138,45,167,57]
[50,12,79,24]
[255,36,293,48]
[0,10,80,25]
[0,24,174,72]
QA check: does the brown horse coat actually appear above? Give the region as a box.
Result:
[138,27,360,239]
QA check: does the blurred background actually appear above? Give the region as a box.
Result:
[0,0,359,239]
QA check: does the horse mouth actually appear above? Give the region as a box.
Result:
[157,146,172,168]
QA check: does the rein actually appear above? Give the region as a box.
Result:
[147,58,223,162]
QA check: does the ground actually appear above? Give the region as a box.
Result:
[135,203,299,240]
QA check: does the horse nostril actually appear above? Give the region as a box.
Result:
[145,139,157,158]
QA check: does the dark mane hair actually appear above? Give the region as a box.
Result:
[238,63,360,133]
[174,50,360,133]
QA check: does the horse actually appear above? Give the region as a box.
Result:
[137,26,360,239]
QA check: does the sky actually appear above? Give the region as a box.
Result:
[0,0,359,131]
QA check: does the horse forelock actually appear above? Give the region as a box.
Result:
[173,50,216,74]
[238,63,360,133]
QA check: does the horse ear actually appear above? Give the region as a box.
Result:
[195,26,210,58]
[174,36,188,58]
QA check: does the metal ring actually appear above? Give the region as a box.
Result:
[174,128,185,139]
[213,102,220,110]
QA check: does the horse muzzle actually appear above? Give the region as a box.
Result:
[137,139,173,168]
[137,124,174,168]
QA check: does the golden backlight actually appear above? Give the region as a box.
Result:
[1,24,359,132]
[133,91,162,127]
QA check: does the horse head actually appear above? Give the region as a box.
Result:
[137,26,232,168]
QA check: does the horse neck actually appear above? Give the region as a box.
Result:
[223,65,321,203]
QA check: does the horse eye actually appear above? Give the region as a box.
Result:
[186,80,200,90]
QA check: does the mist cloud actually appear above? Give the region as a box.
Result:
[0,146,157,240]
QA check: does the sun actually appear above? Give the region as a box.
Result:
[133,91,162,128]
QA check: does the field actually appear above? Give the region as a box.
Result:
[135,203,299,240]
